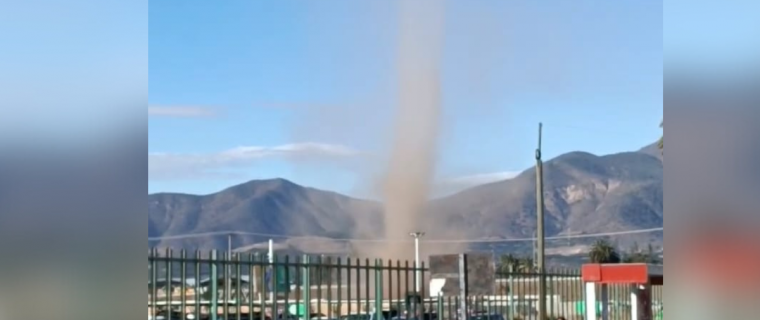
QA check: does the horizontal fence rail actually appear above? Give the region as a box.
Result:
[148,249,663,320]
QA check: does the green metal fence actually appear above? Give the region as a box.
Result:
[148,249,662,320]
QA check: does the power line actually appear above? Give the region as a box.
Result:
[543,123,651,137]
[148,227,662,244]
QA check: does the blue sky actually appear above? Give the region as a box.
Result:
[149,0,662,197]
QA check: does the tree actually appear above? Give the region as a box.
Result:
[497,254,520,273]
[588,239,621,263]
[497,254,535,273]
[622,243,662,264]
[518,256,536,272]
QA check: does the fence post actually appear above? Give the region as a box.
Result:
[211,250,218,320]
[180,249,187,320]
[150,249,157,320]
[549,272,555,318]
[273,255,281,320]
[458,254,468,320]
[374,259,383,320]
[436,293,443,320]
[507,265,513,320]
[166,248,173,320]
[303,255,311,318]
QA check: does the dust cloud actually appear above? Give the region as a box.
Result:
[344,1,449,297]
[378,0,442,260]
[287,0,517,260]
[353,0,469,261]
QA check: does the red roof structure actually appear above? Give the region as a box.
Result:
[580,263,663,320]
[581,263,663,285]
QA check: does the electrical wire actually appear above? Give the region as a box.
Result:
[148,227,662,243]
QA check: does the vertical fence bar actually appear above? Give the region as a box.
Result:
[150,249,157,320]
[337,257,343,318]
[577,269,583,319]
[304,255,312,319]
[562,269,568,318]
[404,260,410,318]
[354,258,361,315]
[421,261,428,318]
[374,259,383,320]
[261,255,268,320]
[548,271,554,318]
[166,248,173,320]
[383,259,391,318]
[290,254,295,317]
[194,250,201,320]
[181,249,187,320]
[396,260,402,316]
[284,255,291,320]
[273,255,280,320]
[507,265,513,320]
[560,268,566,318]
[257,254,266,320]
[573,268,578,318]
[457,255,467,320]
[453,295,460,320]
[325,255,332,320]
[574,268,580,318]
[224,251,229,320]
[436,292,443,320]
[561,270,566,319]
[235,252,242,320]
[297,255,302,317]
[248,253,256,320]
[362,258,372,315]
[347,257,354,315]
[316,255,322,318]
[211,250,218,320]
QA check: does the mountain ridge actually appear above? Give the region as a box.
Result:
[149,143,662,257]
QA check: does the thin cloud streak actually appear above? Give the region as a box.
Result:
[148,106,218,118]
[448,171,520,186]
[433,171,521,197]
[149,143,363,181]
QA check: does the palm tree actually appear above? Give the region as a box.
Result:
[518,256,536,272]
[497,254,535,273]
[497,254,515,273]
[498,254,521,273]
[588,239,621,263]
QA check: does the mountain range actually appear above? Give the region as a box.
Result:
[149,143,662,259]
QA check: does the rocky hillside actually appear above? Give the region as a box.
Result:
[427,150,662,247]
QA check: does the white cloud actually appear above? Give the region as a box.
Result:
[149,143,362,180]
[433,171,521,197]
[148,106,217,118]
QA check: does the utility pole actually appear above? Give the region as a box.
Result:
[409,231,425,293]
[535,123,547,320]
